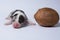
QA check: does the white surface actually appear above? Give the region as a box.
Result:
[0,0,60,40]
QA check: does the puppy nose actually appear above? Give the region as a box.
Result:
[13,22,21,29]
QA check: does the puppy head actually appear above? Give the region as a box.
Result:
[6,10,27,22]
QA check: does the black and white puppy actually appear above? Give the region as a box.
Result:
[5,10,35,29]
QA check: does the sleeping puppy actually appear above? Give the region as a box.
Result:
[5,10,35,29]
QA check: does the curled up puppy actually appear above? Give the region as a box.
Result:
[5,10,36,29]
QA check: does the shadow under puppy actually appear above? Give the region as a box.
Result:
[5,10,35,29]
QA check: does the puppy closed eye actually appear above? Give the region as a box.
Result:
[14,14,18,16]
[10,14,18,18]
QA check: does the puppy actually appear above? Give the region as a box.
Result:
[5,10,35,29]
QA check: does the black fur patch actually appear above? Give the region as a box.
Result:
[11,10,25,15]
[18,15,25,23]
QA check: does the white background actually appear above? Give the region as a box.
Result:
[0,0,60,40]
